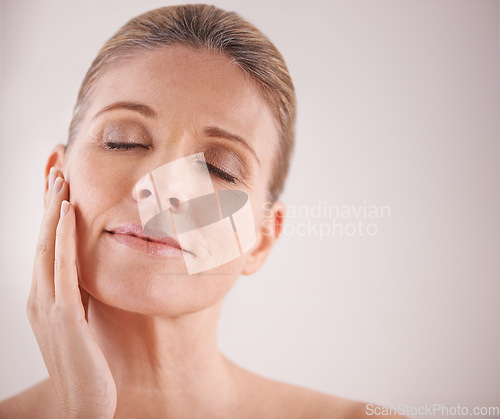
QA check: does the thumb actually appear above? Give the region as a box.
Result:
[79,285,90,321]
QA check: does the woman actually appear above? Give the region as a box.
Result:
[0,5,400,418]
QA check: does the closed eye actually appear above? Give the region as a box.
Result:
[195,159,237,184]
[206,163,237,184]
[104,142,150,151]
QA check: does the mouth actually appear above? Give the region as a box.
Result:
[106,224,191,258]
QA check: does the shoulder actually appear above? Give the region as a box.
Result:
[0,379,59,419]
[274,384,408,419]
[227,361,407,419]
[312,394,409,418]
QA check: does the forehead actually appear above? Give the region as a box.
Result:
[85,45,278,157]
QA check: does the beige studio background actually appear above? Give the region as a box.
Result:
[1,0,499,416]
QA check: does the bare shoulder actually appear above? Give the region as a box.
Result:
[273,384,408,419]
[312,394,409,418]
[0,379,59,419]
[227,360,407,419]
[265,382,408,419]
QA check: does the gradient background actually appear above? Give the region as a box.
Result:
[1,0,499,416]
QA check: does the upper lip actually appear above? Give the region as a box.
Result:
[106,223,184,250]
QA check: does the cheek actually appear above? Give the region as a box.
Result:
[67,153,136,225]
[66,153,141,292]
[63,149,258,315]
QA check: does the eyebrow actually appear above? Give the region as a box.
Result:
[203,126,261,167]
[91,103,260,166]
[92,101,158,120]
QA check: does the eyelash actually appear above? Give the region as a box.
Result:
[104,141,150,151]
[205,162,237,184]
[104,142,238,184]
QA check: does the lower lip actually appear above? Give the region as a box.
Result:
[107,232,185,258]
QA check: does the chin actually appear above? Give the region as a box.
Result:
[77,250,244,316]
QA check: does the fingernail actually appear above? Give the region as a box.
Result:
[60,200,70,217]
[48,168,57,190]
[53,177,63,196]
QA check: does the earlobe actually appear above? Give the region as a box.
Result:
[44,144,66,200]
[241,201,286,276]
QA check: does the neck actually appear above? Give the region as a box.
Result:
[87,297,239,417]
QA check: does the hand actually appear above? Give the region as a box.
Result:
[27,168,117,418]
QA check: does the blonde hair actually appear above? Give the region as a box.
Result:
[68,4,296,201]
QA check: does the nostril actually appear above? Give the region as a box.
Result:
[169,197,180,207]
[140,189,152,199]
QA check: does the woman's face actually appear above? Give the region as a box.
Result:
[59,45,282,315]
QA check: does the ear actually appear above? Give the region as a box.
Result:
[44,144,66,205]
[241,200,285,276]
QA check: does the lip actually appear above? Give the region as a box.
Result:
[106,223,189,258]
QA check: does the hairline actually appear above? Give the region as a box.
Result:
[66,44,282,200]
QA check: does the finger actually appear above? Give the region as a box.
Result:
[79,285,90,320]
[31,167,59,299]
[43,167,58,210]
[33,176,69,302]
[54,201,82,311]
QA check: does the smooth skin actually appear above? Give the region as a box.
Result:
[27,170,117,418]
[0,46,406,418]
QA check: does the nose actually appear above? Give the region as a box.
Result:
[138,188,152,199]
[149,166,188,213]
[133,172,161,229]
[134,173,183,212]
[132,163,185,212]
[134,153,216,230]
[146,153,214,211]
[168,197,180,209]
